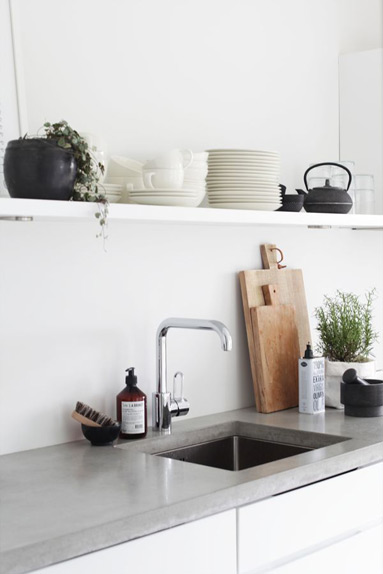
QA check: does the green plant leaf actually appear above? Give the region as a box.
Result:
[314,289,379,362]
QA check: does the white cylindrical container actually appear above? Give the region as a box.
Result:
[299,343,325,414]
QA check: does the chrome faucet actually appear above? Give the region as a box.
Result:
[152,318,233,433]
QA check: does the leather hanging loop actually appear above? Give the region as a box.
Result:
[270,247,286,269]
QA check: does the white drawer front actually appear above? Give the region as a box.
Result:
[32,510,237,574]
[238,462,383,574]
[271,523,383,574]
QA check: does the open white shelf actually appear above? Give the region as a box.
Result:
[0,197,382,229]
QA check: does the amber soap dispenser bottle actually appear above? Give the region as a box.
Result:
[116,367,147,439]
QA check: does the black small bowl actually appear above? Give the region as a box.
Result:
[340,379,383,417]
[81,422,121,445]
[277,195,304,212]
[277,185,305,212]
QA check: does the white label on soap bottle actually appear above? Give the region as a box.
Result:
[121,400,145,434]
[299,358,325,414]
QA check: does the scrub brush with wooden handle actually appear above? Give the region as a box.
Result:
[71,401,117,427]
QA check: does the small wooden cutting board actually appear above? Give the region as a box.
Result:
[250,285,300,413]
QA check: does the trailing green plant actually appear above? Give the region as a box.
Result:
[314,289,379,363]
[37,120,107,239]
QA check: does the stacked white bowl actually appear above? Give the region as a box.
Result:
[103,156,144,203]
[129,150,206,207]
[182,152,207,206]
[206,149,281,210]
[102,151,207,206]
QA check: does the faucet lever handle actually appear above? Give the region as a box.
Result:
[173,371,185,401]
[172,371,189,417]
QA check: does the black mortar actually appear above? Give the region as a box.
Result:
[340,379,383,417]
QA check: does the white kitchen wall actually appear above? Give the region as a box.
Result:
[11,0,341,192]
[336,0,383,53]
[1,0,382,455]
[339,49,383,214]
[1,220,382,455]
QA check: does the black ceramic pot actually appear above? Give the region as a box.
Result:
[4,138,77,200]
[340,379,383,417]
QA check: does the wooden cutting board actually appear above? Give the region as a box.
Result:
[250,285,300,413]
[239,243,311,412]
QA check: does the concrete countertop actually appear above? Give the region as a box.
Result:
[1,407,383,574]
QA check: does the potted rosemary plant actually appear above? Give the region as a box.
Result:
[315,290,379,408]
[4,120,107,238]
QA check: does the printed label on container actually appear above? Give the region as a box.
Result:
[121,401,145,434]
[299,357,325,414]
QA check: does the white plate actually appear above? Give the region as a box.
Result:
[208,163,280,170]
[207,149,279,155]
[208,200,281,205]
[208,165,279,171]
[130,195,201,207]
[100,184,124,191]
[207,192,281,198]
[208,156,279,162]
[207,170,279,176]
[207,182,279,188]
[130,194,198,199]
[208,195,281,201]
[207,184,280,190]
[209,202,280,210]
[207,176,279,182]
[208,157,280,163]
[207,164,279,169]
[207,189,281,196]
[129,188,196,195]
[105,195,121,203]
[207,171,279,178]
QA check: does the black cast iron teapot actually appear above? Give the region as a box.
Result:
[297,162,353,214]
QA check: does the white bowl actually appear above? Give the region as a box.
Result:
[184,170,208,177]
[186,162,208,170]
[192,152,209,161]
[107,156,144,177]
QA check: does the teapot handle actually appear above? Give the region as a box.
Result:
[304,162,352,192]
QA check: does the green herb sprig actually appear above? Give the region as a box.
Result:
[314,289,379,362]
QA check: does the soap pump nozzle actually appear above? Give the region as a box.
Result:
[125,367,137,386]
[303,343,314,359]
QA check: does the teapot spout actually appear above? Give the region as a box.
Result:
[296,189,307,196]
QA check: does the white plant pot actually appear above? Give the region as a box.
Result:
[325,359,376,409]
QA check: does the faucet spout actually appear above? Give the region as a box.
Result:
[153,317,232,432]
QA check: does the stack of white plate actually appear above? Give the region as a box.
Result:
[99,183,123,203]
[206,149,281,210]
[129,189,201,207]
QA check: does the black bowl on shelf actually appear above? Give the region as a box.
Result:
[81,422,121,445]
[276,185,304,212]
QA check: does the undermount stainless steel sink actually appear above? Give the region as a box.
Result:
[155,435,313,471]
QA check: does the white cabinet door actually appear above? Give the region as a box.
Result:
[33,510,236,574]
[238,462,383,574]
[271,523,383,574]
